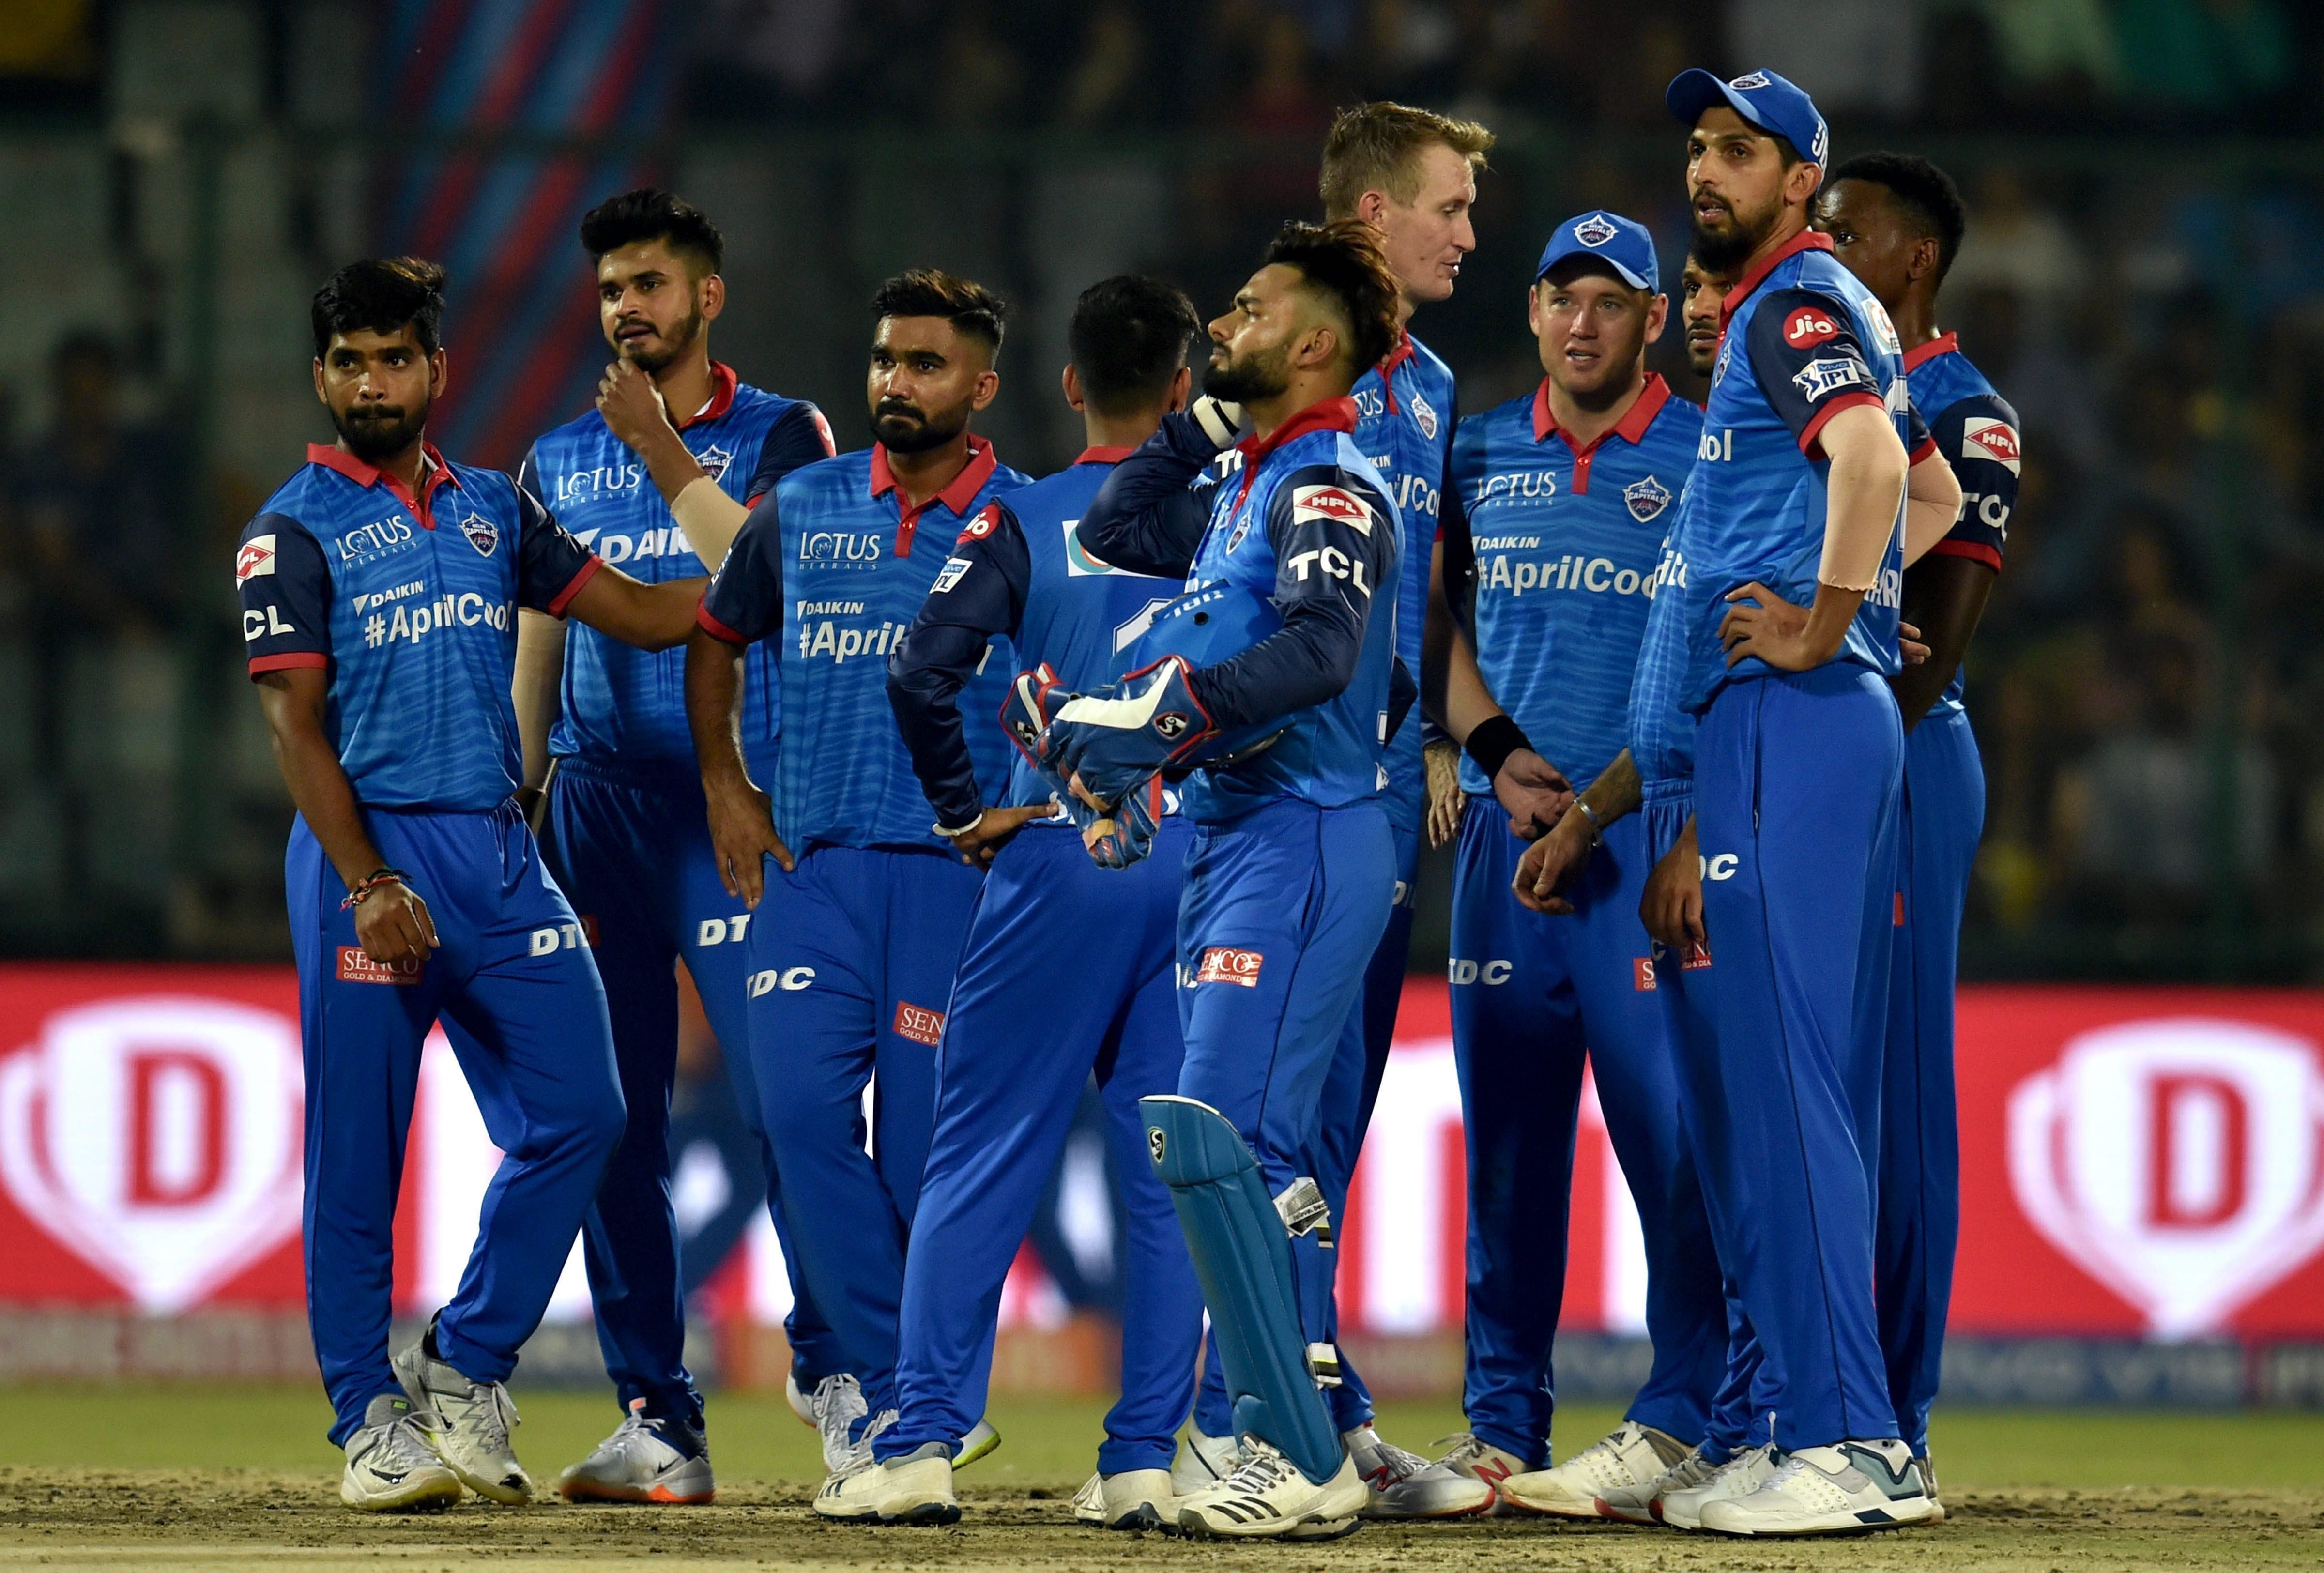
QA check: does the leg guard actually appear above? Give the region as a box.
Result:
[1143,1094,1341,1488]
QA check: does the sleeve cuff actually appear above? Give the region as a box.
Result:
[545,554,606,618]
[1797,391,1887,458]
[1928,538,2003,572]
[247,651,328,677]
[695,601,749,644]
[1908,435,1938,465]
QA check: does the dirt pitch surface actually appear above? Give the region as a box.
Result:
[1,1470,2319,1573]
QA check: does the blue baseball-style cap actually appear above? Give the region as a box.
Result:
[1535,210,1661,294]
[1666,67,1830,170]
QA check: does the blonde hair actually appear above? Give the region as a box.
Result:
[1319,102,1495,220]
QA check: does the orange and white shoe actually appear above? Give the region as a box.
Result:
[556,1397,715,1504]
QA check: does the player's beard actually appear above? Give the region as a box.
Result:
[1689,185,1782,275]
[332,396,430,464]
[617,302,703,375]
[870,396,969,455]
[1202,339,1292,405]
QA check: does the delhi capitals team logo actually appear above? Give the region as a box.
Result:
[1409,391,1439,441]
[459,512,499,557]
[1624,475,1671,522]
[1572,214,1619,247]
[695,443,734,483]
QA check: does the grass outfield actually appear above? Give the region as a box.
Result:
[0,1385,2317,1570]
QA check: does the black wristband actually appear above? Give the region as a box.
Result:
[1463,714,1533,783]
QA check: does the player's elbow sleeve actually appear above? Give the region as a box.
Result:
[671,478,751,570]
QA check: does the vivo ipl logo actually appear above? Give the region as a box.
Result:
[0,998,304,1312]
[2008,1018,2324,1337]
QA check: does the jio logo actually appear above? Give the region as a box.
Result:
[2008,1017,2324,1337]
[0,999,303,1313]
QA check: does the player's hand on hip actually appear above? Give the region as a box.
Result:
[596,357,675,452]
[706,780,792,905]
[1640,819,1706,951]
[1423,737,1464,849]
[1492,748,1574,840]
[944,804,1050,869]
[1513,810,1593,916]
[355,879,438,965]
[1718,581,1819,670]
[1899,619,1931,665]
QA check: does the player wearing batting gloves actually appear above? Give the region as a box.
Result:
[1817,153,2020,1507]
[1657,69,1961,1536]
[1420,212,1727,1516]
[239,259,710,1512]
[1058,220,1405,1541]
[685,271,1025,1503]
[513,189,836,1506]
[809,277,1208,1528]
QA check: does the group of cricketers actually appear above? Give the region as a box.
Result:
[237,61,2018,1542]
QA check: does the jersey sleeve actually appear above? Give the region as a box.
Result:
[1185,464,1397,729]
[887,499,1032,827]
[238,513,332,676]
[1745,288,1887,459]
[1438,418,1479,640]
[745,402,837,505]
[512,480,603,614]
[1926,392,2019,572]
[697,493,787,645]
[1078,411,1222,577]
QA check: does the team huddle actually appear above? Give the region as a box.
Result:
[236,65,2018,1542]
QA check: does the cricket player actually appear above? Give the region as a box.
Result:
[240,258,708,1511]
[810,275,1207,1527]
[514,189,837,1504]
[1419,211,1728,1515]
[1062,219,1406,1539]
[1817,152,2019,1502]
[1658,68,1961,1535]
[685,270,1026,1495]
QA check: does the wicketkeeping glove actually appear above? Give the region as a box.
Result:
[999,664,1163,869]
[1189,395,1247,450]
[1036,655,1218,810]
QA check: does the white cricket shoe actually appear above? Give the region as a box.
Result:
[391,1331,531,1504]
[1345,1425,1494,1519]
[1918,1454,1945,1523]
[1498,1420,1687,1519]
[1072,1467,1178,1531]
[793,1370,995,1469]
[1599,1442,1706,1524]
[1169,1422,1244,1497]
[1176,1436,1367,1540]
[1699,1440,1938,1536]
[1428,1432,1532,1516]
[813,1442,958,1524]
[954,1418,1001,1468]
[556,1397,715,1504]
[1656,1441,1780,1529]
[784,1371,816,1427]
[340,1393,461,1512]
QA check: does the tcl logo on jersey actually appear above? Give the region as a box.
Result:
[360,591,512,649]
[1285,545,1375,596]
[241,608,296,642]
[1700,852,1740,881]
[893,1002,945,1047]
[1448,958,1512,986]
[336,515,416,567]
[1291,485,1375,536]
[798,530,884,569]
[1791,356,1869,402]
[526,918,597,955]
[338,947,421,985]
[458,512,498,558]
[1960,491,2012,537]
[1782,306,1840,349]
[1477,552,1648,600]
[748,966,817,995]
[235,535,276,584]
[1962,417,2022,474]
[1193,947,1264,987]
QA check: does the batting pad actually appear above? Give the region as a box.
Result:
[1141,1094,1342,1486]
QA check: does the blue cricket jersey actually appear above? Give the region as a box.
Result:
[1079,397,1403,824]
[887,447,1185,822]
[1445,374,1700,794]
[1901,332,2019,719]
[1682,230,1933,714]
[697,438,1029,851]
[1353,331,1456,833]
[1625,484,1697,790]
[237,442,601,811]
[520,363,833,780]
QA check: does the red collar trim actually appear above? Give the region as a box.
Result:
[1076,445,1135,465]
[1720,229,1834,334]
[1901,331,1958,373]
[1530,373,1672,451]
[1375,331,1415,413]
[1235,396,1359,471]
[308,441,460,524]
[673,362,740,431]
[871,434,999,526]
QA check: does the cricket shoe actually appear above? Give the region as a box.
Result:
[1600,1442,1709,1524]
[813,1442,958,1525]
[391,1327,531,1504]
[1698,1440,1937,1536]
[1919,1454,1945,1523]
[1655,1442,1779,1529]
[1498,1420,1688,1519]
[954,1418,1001,1468]
[339,1393,461,1512]
[556,1397,715,1504]
[1176,1436,1367,1541]
[1169,1422,1244,1497]
[1427,1432,1531,1516]
[1345,1425,1494,1519]
[1071,1468,1178,1531]
[792,1371,996,1469]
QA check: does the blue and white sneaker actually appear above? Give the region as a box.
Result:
[556,1397,715,1504]
[1699,1440,1938,1536]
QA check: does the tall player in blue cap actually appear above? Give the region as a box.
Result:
[1421,211,1728,1515]
[240,257,713,1512]
[1062,219,1407,1540]
[512,189,837,1506]
[1816,152,2020,1511]
[685,270,1025,1500]
[1658,67,1961,1535]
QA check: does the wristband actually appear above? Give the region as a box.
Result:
[1571,796,1604,847]
[342,868,411,910]
[1463,714,1533,784]
[933,811,985,838]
